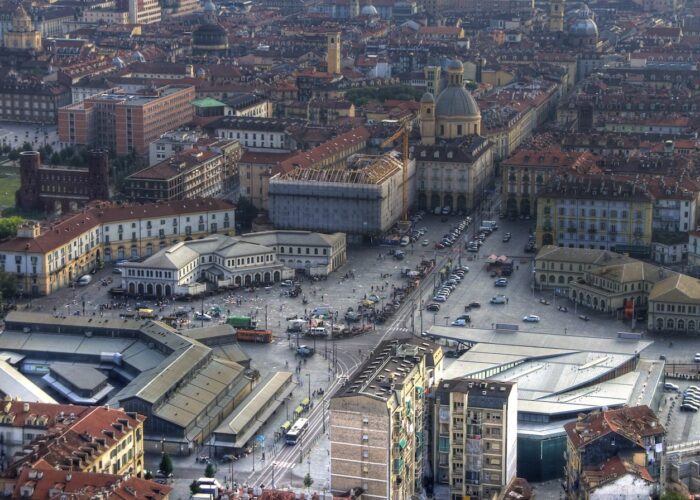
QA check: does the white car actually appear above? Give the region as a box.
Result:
[422,239,429,246]
[523,315,540,323]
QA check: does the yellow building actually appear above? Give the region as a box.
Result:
[0,199,236,296]
[535,176,653,257]
[3,4,41,50]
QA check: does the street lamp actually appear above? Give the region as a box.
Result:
[306,373,311,403]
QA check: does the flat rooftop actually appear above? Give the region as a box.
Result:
[50,362,107,391]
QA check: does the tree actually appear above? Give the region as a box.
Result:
[0,216,24,240]
[21,142,33,152]
[303,473,314,489]
[49,152,61,165]
[0,272,18,301]
[159,452,173,476]
[189,480,200,495]
[7,149,19,161]
[204,462,216,478]
[235,196,258,230]
[661,493,687,500]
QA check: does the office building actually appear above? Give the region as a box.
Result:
[58,84,195,156]
[330,338,444,500]
[432,379,518,500]
[128,0,161,24]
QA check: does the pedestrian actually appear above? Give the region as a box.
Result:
[506,297,509,304]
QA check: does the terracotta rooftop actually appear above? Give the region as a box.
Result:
[565,405,664,450]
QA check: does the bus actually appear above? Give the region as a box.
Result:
[285,417,309,445]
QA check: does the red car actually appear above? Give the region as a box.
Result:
[434,243,445,249]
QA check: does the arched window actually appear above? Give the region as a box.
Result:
[667,318,674,329]
[657,318,664,330]
[678,319,685,331]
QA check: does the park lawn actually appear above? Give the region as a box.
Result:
[0,174,20,211]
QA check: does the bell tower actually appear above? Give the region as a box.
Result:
[327,32,341,75]
[420,93,436,145]
[549,0,565,32]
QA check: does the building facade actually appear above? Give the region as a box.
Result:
[0,199,236,296]
[536,177,654,256]
[432,379,518,500]
[414,136,494,213]
[124,140,241,201]
[0,78,70,124]
[120,230,345,296]
[330,339,443,500]
[647,273,700,335]
[58,85,195,156]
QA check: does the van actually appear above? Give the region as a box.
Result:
[196,478,221,489]
[77,275,92,286]
[308,327,328,336]
[664,382,680,392]
[400,236,410,246]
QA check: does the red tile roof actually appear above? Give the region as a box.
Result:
[0,199,235,254]
[565,406,664,450]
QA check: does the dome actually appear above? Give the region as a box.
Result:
[361,4,378,16]
[421,92,435,103]
[192,22,229,52]
[447,59,463,71]
[203,0,216,11]
[435,86,480,118]
[570,17,598,37]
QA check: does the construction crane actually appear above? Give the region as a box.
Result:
[380,123,410,224]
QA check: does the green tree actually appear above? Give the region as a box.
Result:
[0,272,18,301]
[8,149,19,161]
[0,216,24,240]
[661,493,687,500]
[21,142,33,152]
[189,480,199,495]
[49,152,61,165]
[236,196,258,230]
[303,472,314,488]
[204,462,216,478]
[159,452,173,476]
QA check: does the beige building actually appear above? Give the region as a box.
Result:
[568,260,673,315]
[3,5,41,50]
[330,339,443,500]
[535,245,635,290]
[432,379,518,500]
[648,273,700,334]
[415,136,494,213]
[0,199,235,296]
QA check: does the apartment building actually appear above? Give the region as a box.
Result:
[0,402,145,477]
[0,77,71,124]
[58,84,195,156]
[648,273,700,334]
[536,176,654,257]
[330,339,443,500]
[0,199,235,296]
[432,379,518,500]
[124,139,242,201]
[148,128,210,165]
[501,148,598,218]
[128,0,161,24]
[564,406,664,500]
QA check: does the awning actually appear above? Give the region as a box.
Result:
[280,421,292,431]
[294,405,303,415]
[399,438,407,449]
[301,397,310,406]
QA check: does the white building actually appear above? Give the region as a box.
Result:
[148,129,209,166]
[120,231,346,296]
[213,117,303,152]
[128,0,161,24]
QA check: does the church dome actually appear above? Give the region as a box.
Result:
[361,4,378,16]
[420,92,435,103]
[192,22,228,51]
[435,86,480,118]
[435,59,479,119]
[570,17,598,37]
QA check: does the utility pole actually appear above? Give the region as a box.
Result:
[265,304,268,330]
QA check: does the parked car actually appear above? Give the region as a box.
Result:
[468,302,481,308]
[494,278,508,287]
[663,383,680,391]
[490,295,507,305]
[523,315,540,323]
[426,303,441,312]
[422,239,430,246]
[502,233,511,242]
[451,319,468,327]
